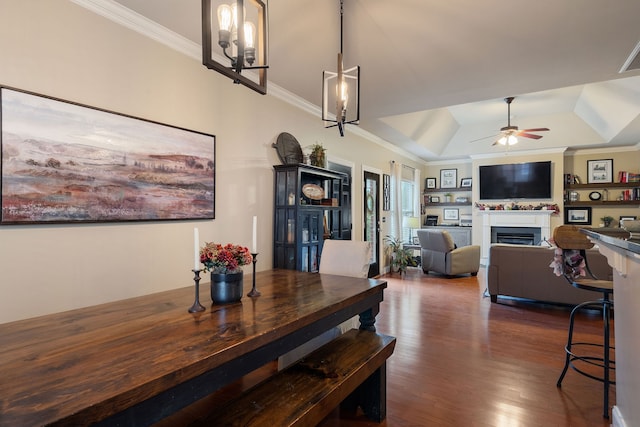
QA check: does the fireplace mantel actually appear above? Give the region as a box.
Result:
[480,210,554,263]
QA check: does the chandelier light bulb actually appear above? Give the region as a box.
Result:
[216,4,233,48]
[244,21,256,49]
[217,4,233,32]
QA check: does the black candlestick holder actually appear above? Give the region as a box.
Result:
[188,269,206,313]
[247,253,261,297]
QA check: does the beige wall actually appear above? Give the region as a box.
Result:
[0,0,423,323]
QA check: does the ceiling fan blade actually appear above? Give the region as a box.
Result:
[521,128,549,132]
[518,132,543,139]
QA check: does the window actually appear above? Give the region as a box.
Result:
[401,166,417,242]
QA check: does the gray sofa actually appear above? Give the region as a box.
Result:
[487,243,613,305]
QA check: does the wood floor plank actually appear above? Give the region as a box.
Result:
[318,267,615,427]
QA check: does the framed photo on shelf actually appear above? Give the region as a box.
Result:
[430,196,440,203]
[564,207,592,225]
[443,208,459,221]
[460,177,472,188]
[587,159,613,184]
[440,169,457,189]
[425,177,436,189]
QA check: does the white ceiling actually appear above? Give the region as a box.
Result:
[99,0,640,161]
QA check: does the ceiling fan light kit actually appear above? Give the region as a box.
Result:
[481,96,550,148]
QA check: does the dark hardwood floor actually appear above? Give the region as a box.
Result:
[158,267,615,427]
[319,267,615,427]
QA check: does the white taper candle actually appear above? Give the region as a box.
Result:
[252,216,258,253]
[194,227,200,270]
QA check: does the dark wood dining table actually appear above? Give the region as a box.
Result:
[0,269,387,426]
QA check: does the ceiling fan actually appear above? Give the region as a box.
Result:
[472,96,550,146]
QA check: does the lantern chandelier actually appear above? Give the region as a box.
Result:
[202,0,269,94]
[322,0,360,136]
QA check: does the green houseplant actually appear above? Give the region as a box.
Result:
[309,143,326,168]
[384,235,417,274]
[601,216,614,227]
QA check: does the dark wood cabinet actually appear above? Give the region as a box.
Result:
[273,164,346,271]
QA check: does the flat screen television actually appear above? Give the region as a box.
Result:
[479,161,552,200]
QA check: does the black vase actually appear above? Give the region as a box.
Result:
[210,271,244,304]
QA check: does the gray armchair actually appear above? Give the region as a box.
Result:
[417,229,480,277]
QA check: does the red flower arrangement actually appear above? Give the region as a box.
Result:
[199,242,253,274]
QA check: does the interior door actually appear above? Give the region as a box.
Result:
[364,171,380,277]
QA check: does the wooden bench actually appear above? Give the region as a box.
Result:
[184,329,396,426]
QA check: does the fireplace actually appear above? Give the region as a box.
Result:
[479,210,553,264]
[491,226,541,245]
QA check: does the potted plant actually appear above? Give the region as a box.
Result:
[200,242,253,303]
[601,216,614,228]
[308,143,326,168]
[444,193,453,203]
[384,235,417,275]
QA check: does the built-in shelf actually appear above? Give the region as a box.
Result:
[424,202,471,207]
[424,187,472,193]
[565,182,640,206]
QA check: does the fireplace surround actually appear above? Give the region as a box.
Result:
[480,210,553,263]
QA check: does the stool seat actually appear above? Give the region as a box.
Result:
[552,225,615,419]
[571,279,614,294]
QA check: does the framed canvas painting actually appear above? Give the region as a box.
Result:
[1,86,215,224]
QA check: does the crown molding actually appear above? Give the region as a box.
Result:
[71,0,423,164]
[564,144,640,156]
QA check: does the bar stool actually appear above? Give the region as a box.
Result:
[552,225,615,419]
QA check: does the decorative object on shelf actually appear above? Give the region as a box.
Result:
[443,208,459,221]
[564,207,592,225]
[426,177,436,189]
[200,242,253,303]
[202,0,268,94]
[587,159,613,184]
[588,191,601,201]
[460,177,472,188]
[188,269,206,313]
[440,169,457,189]
[444,193,453,203]
[247,252,261,297]
[455,197,469,203]
[308,143,327,168]
[430,196,440,203]
[1,87,215,225]
[601,216,614,227]
[322,0,360,136]
[475,202,560,213]
[384,235,417,275]
[569,191,580,202]
[302,183,324,200]
[272,132,303,164]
